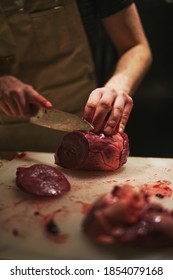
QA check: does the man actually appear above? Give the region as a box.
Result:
[0,0,152,151]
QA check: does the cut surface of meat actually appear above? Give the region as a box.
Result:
[16,164,71,197]
[55,131,129,171]
[83,185,173,248]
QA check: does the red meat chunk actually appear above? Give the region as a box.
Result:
[55,131,129,171]
[83,185,173,248]
[16,164,71,197]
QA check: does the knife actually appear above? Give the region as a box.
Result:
[30,108,94,132]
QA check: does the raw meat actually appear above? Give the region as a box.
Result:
[55,131,129,171]
[16,164,71,197]
[83,185,173,248]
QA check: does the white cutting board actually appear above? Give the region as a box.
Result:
[0,152,173,260]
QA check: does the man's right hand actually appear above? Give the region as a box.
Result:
[0,75,52,117]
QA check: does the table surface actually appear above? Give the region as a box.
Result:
[0,152,173,260]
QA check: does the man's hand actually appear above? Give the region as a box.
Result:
[83,87,133,135]
[83,2,152,137]
[0,75,52,117]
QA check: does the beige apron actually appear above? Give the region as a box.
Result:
[0,0,97,152]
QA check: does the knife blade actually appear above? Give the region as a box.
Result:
[30,108,94,132]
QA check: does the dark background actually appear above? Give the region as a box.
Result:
[125,0,173,158]
[97,0,173,158]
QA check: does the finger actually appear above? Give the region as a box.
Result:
[8,101,20,116]
[10,90,31,117]
[118,98,133,133]
[83,89,102,124]
[91,93,115,132]
[2,95,21,116]
[104,95,126,135]
[0,101,13,116]
[10,89,29,117]
[25,86,52,109]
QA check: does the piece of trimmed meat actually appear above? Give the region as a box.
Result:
[83,185,173,248]
[16,164,71,197]
[55,131,129,171]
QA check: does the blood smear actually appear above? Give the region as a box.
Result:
[38,208,69,244]
[140,180,172,198]
[76,201,91,215]
[45,218,68,244]
[15,152,28,159]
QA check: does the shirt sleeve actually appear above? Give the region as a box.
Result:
[95,0,134,18]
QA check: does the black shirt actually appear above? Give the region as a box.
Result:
[77,0,134,44]
[95,0,134,18]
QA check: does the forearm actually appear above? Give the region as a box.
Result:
[102,3,152,96]
[105,43,152,95]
